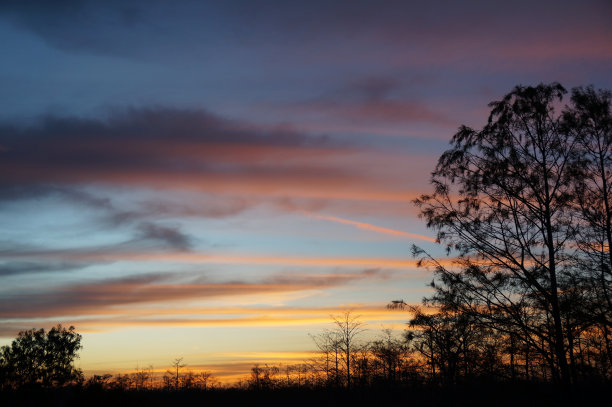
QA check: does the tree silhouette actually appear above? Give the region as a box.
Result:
[132,365,153,390]
[170,357,186,390]
[196,370,214,390]
[564,86,612,370]
[249,363,279,390]
[412,83,612,387]
[310,329,342,385]
[0,325,82,388]
[331,311,365,388]
[370,328,410,384]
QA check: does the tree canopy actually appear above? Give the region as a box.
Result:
[0,325,83,388]
[412,83,612,387]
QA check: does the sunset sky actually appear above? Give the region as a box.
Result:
[1,0,611,381]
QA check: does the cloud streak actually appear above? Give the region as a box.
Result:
[0,107,411,205]
[0,269,387,319]
[0,260,90,277]
[281,75,455,127]
[304,212,436,243]
[0,247,434,270]
[0,304,419,338]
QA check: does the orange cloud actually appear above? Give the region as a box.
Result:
[1,304,420,338]
[2,248,442,269]
[0,268,410,320]
[304,212,436,242]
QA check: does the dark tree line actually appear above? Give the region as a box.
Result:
[240,312,414,390]
[0,326,219,391]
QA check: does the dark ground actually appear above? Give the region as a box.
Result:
[1,382,610,407]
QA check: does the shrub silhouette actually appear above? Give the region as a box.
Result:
[0,325,82,388]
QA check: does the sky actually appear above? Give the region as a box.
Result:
[0,0,611,381]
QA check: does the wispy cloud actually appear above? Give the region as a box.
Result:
[0,260,91,277]
[281,75,455,127]
[0,304,419,338]
[304,212,436,243]
[134,222,193,251]
[0,248,433,269]
[0,108,404,204]
[0,269,389,319]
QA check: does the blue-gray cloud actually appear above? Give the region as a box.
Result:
[0,107,341,189]
[0,260,91,277]
[1,0,608,61]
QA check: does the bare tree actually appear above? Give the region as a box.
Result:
[132,365,152,390]
[310,330,342,385]
[171,357,186,390]
[85,374,112,390]
[197,370,213,390]
[111,373,132,390]
[181,370,196,390]
[249,363,279,390]
[331,311,365,388]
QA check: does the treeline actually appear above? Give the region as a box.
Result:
[237,310,610,391]
[5,312,609,393]
[0,325,221,391]
[0,316,610,407]
[85,366,218,391]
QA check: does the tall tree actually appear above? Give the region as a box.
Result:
[564,86,612,373]
[414,83,581,386]
[170,357,186,390]
[310,330,342,385]
[564,87,612,314]
[331,311,365,388]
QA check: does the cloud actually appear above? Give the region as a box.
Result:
[304,212,436,243]
[0,246,433,270]
[0,260,90,277]
[138,195,252,220]
[2,1,608,64]
[286,76,453,126]
[0,304,419,339]
[0,184,139,226]
[133,222,193,251]
[0,269,387,319]
[0,227,195,263]
[0,107,432,209]
[0,184,257,239]
[0,107,349,192]
[0,0,147,56]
